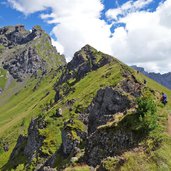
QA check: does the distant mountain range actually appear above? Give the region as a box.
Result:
[132,65,171,89]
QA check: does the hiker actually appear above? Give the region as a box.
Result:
[161,93,167,105]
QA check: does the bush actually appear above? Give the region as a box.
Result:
[137,96,157,131]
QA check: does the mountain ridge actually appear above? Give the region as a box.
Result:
[0,25,171,171]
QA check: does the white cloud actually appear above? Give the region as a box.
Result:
[106,0,171,73]
[106,0,153,21]
[7,0,171,73]
[51,38,64,55]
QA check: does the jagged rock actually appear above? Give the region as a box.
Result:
[3,47,46,81]
[62,119,87,156]
[120,75,143,97]
[24,117,46,161]
[0,25,66,82]
[57,44,114,85]
[86,128,141,166]
[88,87,131,133]
[9,135,27,161]
[62,128,80,155]
[54,45,115,102]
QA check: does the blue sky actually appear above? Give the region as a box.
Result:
[0,0,161,33]
[0,0,171,73]
[0,0,163,33]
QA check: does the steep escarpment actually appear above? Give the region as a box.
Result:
[0,25,66,82]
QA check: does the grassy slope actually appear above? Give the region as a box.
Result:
[0,60,171,170]
[0,70,62,167]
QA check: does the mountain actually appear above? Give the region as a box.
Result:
[0,25,66,84]
[132,65,171,89]
[0,25,171,171]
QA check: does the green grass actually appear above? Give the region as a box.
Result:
[0,70,62,167]
[64,165,90,171]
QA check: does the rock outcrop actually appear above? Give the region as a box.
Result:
[24,117,47,162]
[62,119,87,156]
[88,87,131,133]
[86,128,141,166]
[3,47,46,81]
[0,25,66,82]
[57,45,115,85]
[0,25,47,47]
[7,117,47,170]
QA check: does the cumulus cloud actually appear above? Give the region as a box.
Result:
[7,0,171,73]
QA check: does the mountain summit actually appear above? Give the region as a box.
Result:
[0,25,66,83]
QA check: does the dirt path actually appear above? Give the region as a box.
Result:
[168,114,171,136]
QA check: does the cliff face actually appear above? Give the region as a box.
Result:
[0,25,66,82]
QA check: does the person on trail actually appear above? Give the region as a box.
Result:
[161,93,167,105]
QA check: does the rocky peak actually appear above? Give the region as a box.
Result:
[0,25,48,47]
[57,45,114,87]
[0,25,26,34]
[0,25,66,82]
[27,25,49,42]
[68,44,113,71]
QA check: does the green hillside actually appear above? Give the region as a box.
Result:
[0,44,171,171]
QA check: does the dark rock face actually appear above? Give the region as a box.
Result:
[0,25,47,47]
[0,25,66,82]
[58,45,114,85]
[132,65,171,89]
[88,87,131,133]
[86,129,140,166]
[84,76,144,166]
[121,75,142,97]
[8,117,47,169]
[9,135,27,162]
[3,47,46,81]
[62,119,87,156]
[62,128,80,156]
[24,118,46,162]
